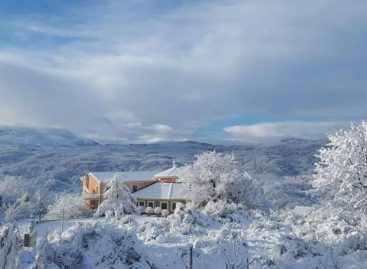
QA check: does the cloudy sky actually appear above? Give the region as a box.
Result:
[0,0,366,144]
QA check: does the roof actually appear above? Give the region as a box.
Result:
[154,164,179,178]
[133,182,188,200]
[88,171,158,182]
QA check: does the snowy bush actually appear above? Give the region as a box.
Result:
[0,225,20,269]
[154,207,162,215]
[138,219,171,243]
[94,178,137,218]
[162,209,169,218]
[179,151,265,209]
[220,241,251,269]
[169,202,210,235]
[137,206,145,215]
[203,200,241,218]
[47,192,92,220]
[145,207,153,215]
[33,222,152,269]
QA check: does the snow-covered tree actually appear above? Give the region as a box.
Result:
[0,176,27,208]
[95,178,137,218]
[313,121,367,209]
[179,151,264,209]
[47,193,91,219]
[33,191,48,223]
[5,192,35,222]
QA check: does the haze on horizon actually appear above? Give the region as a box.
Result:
[0,0,366,144]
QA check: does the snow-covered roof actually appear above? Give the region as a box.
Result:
[88,171,158,182]
[154,164,179,178]
[133,182,188,200]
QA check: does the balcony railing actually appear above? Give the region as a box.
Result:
[82,192,103,200]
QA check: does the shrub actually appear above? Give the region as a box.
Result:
[154,207,162,215]
[145,207,153,215]
[162,209,169,217]
[137,206,145,215]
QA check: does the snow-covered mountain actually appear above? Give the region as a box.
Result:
[0,126,97,148]
[0,127,326,195]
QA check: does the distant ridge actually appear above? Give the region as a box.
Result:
[0,126,98,148]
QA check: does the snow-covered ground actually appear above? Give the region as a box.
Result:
[30,216,159,244]
[9,207,365,269]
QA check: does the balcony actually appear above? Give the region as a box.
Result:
[82,192,103,200]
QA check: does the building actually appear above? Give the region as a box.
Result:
[133,181,187,212]
[133,163,187,212]
[81,171,158,209]
[81,163,188,212]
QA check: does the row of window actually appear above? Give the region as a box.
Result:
[137,201,177,211]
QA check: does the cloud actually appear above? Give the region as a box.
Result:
[224,121,350,142]
[0,0,366,143]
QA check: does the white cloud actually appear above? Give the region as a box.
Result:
[0,0,366,143]
[224,121,350,142]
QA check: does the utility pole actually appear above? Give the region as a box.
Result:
[189,244,193,269]
[61,208,64,234]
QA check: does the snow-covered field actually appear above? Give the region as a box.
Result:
[12,208,367,269]
[34,216,157,242]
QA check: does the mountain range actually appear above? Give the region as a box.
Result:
[0,126,326,198]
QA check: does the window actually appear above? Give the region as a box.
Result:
[139,201,145,207]
[161,202,168,210]
[171,202,177,211]
[132,185,138,192]
[148,201,154,208]
[95,186,99,194]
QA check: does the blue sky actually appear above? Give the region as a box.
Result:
[0,0,367,144]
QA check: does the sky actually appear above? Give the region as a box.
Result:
[0,0,366,144]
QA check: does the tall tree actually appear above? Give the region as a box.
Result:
[179,151,263,209]
[313,121,367,209]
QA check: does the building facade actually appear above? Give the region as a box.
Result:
[81,163,188,212]
[81,171,157,209]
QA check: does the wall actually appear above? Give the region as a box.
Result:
[137,199,187,212]
[156,177,178,183]
[125,180,156,192]
[82,174,104,209]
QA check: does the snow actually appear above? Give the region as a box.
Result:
[35,217,96,242]
[3,126,367,268]
[154,164,179,178]
[293,206,313,216]
[89,171,159,182]
[0,126,96,147]
[10,206,367,269]
[0,126,325,193]
[33,216,159,244]
[133,182,188,200]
